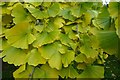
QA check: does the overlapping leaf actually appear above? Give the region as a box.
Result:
[38,42,62,70]
[93,7,111,30]
[5,22,36,49]
[26,49,46,66]
[60,33,77,50]
[12,4,32,24]
[80,34,98,58]
[33,30,60,47]
[62,50,75,67]
[27,6,49,19]
[59,65,78,78]
[96,31,119,56]
[2,46,27,66]
[108,2,119,18]
[59,8,76,21]
[48,3,60,17]
[78,65,104,78]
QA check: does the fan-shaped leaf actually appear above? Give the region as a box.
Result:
[78,65,104,78]
[60,33,77,50]
[5,22,36,49]
[33,30,60,47]
[96,31,119,56]
[26,49,46,66]
[38,42,62,70]
[12,4,32,24]
[80,34,98,58]
[48,52,62,70]
[2,47,27,66]
[59,8,76,21]
[27,6,49,19]
[48,3,60,17]
[93,7,111,30]
[13,64,34,78]
[40,64,59,78]
[59,65,78,78]
[62,50,75,67]
[109,2,119,18]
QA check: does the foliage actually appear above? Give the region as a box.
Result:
[0,1,120,79]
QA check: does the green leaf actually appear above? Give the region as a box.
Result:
[13,64,27,78]
[2,47,27,66]
[33,30,60,47]
[27,6,49,19]
[48,52,62,70]
[59,8,76,21]
[34,24,44,33]
[96,31,119,55]
[26,49,46,66]
[80,34,98,58]
[5,22,36,49]
[92,7,111,30]
[60,33,77,50]
[78,65,104,78]
[115,18,120,39]
[40,64,59,78]
[53,17,65,28]
[48,3,60,17]
[13,64,34,78]
[38,43,56,59]
[38,42,62,70]
[63,25,78,40]
[59,65,78,78]
[109,2,119,18]
[33,67,46,78]
[75,53,87,63]
[62,50,75,67]
[12,3,32,24]
[71,5,86,17]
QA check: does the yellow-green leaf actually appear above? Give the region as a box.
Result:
[26,49,46,66]
[5,22,36,49]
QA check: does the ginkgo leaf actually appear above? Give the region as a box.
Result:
[108,2,119,18]
[48,52,62,70]
[78,65,104,78]
[48,3,60,17]
[59,65,78,78]
[13,64,34,78]
[27,6,49,19]
[96,31,119,56]
[33,30,60,47]
[59,8,76,21]
[2,46,27,66]
[63,25,78,40]
[80,34,98,58]
[62,50,75,67]
[45,18,64,32]
[75,53,87,63]
[71,5,86,17]
[38,43,56,60]
[33,67,46,78]
[60,33,77,50]
[115,18,120,39]
[5,22,36,49]
[34,24,44,33]
[26,49,46,66]
[92,7,111,30]
[53,17,65,28]
[41,64,59,78]
[12,4,32,24]
[38,42,62,70]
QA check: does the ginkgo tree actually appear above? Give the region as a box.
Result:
[0,1,120,79]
